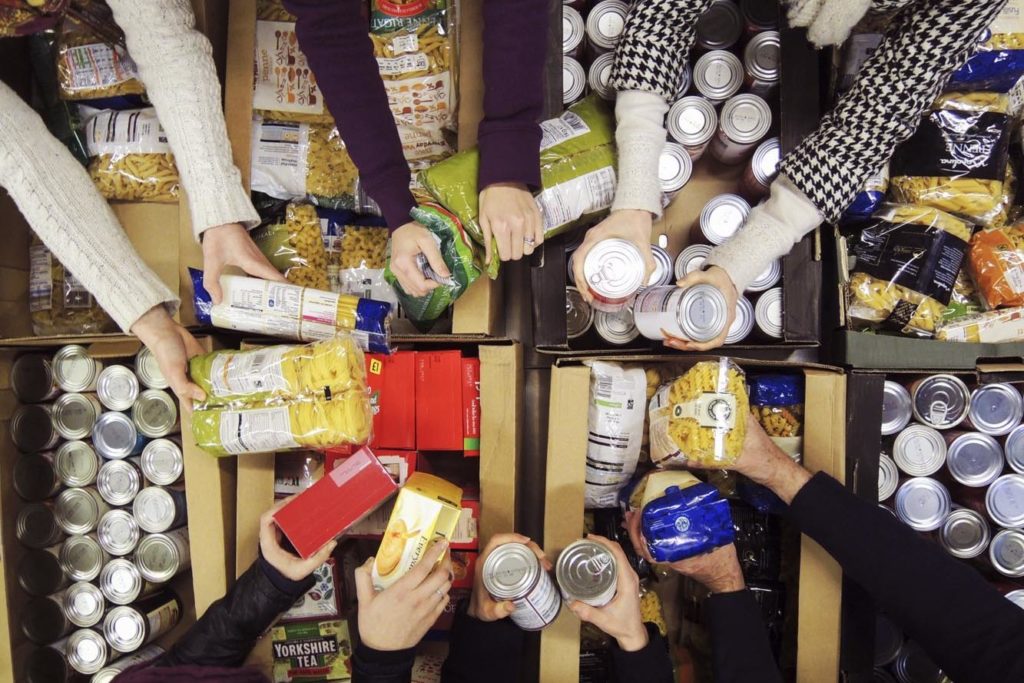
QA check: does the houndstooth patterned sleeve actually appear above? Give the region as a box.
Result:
[780,0,1007,223]
[608,0,714,100]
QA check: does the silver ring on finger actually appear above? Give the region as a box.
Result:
[524,236,536,247]
[436,588,445,599]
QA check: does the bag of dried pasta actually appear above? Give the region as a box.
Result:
[847,204,974,336]
[252,203,330,290]
[944,270,985,321]
[648,358,749,468]
[947,5,1024,94]
[29,237,117,336]
[968,222,1024,309]
[56,5,145,101]
[889,92,1012,228]
[82,107,180,201]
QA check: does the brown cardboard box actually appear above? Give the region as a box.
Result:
[540,356,846,683]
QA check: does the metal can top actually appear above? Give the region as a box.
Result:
[98,509,140,556]
[97,459,141,507]
[696,0,742,51]
[53,393,100,441]
[97,365,140,412]
[55,487,105,536]
[585,0,628,51]
[990,529,1024,577]
[674,244,712,281]
[60,534,107,582]
[133,486,183,533]
[133,389,178,439]
[587,52,616,101]
[101,559,144,606]
[11,403,57,453]
[938,507,990,559]
[594,308,640,345]
[667,96,718,147]
[987,474,1024,528]
[646,246,675,288]
[556,539,617,604]
[911,375,971,430]
[678,284,729,343]
[14,453,59,502]
[67,627,108,675]
[699,194,750,245]
[750,137,781,188]
[968,383,1023,436]
[719,94,772,145]
[881,382,913,436]
[141,438,184,486]
[17,502,62,549]
[566,287,594,340]
[11,354,58,404]
[878,454,899,502]
[724,295,754,344]
[482,542,541,600]
[892,642,946,683]
[94,411,142,460]
[893,425,947,477]
[137,532,186,583]
[1006,424,1024,475]
[693,50,743,103]
[135,345,168,391]
[65,581,105,628]
[562,5,584,54]
[658,142,693,195]
[583,239,646,301]
[946,432,1004,488]
[55,440,100,488]
[562,56,586,105]
[741,0,778,30]
[745,258,782,294]
[104,606,147,653]
[894,477,951,532]
[743,30,781,82]
[53,345,101,393]
[1006,588,1024,610]
[874,615,903,668]
[754,287,783,339]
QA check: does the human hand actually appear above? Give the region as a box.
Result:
[479,183,544,263]
[730,413,811,504]
[566,535,649,652]
[261,496,337,581]
[572,210,656,304]
[468,533,552,622]
[665,544,746,594]
[355,540,452,651]
[389,221,451,297]
[130,306,205,407]
[201,223,287,304]
[663,265,738,351]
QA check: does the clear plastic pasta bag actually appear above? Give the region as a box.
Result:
[29,236,117,336]
[56,6,145,101]
[252,203,330,290]
[82,107,180,201]
[968,222,1024,309]
[749,375,803,438]
[947,3,1024,94]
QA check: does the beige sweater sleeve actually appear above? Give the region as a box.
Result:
[0,82,177,332]
[108,0,259,238]
[612,90,669,218]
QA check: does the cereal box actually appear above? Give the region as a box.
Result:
[271,619,352,682]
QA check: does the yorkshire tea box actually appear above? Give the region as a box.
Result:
[272,619,352,682]
[372,472,463,590]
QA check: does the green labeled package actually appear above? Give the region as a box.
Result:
[272,619,352,682]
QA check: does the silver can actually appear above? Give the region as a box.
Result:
[60,534,110,582]
[937,507,990,559]
[892,424,947,477]
[692,50,744,104]
[894,477,951,532]
[94,412,147,460]
[989,528,1024,577]
[1006,424,1024,475]
[740,137,781,202]
[644,245,675,289]
[23,589,72,644]
[103,592,182,653]
[55,440,102,488]
[658,142,693,198]
[892,642,947,683]
[135,345,168,391]
[14,452,61,502]
[11,403,60,452]
[100,558,157,606]
[52,392,103,441]
[136,528,192,583]
[634,284,729,343]
[17,501,65,549]
[724,296,755,345]
[709,94,772,165]
[555,539,617,607]
[667,96,718,161]
[96,458,142,507]
[945,432,1004,488]
[594,308,640,345]
[24,640,74,683]
[18,544,70,596]
[881,381,913,436]
[64,581,106,628]
[674,62,692,100]
[90,645,165,683]
[482,542,561,631]
[585,0,628,52]
[53,344,104,393]
[741,0,778,34]
[754,287,783,339]
[878,454,899,503]
[745,258,782,293]
[132,389,179,439]
[140,438,184,486]
[910,374,971,430]
[581,239,647,313]
[566,287,595,340]
[96,365,140,412]
[967,383,1023,436]
[133,486,188,534]
[67,628,109,675]
[11,353,61,403]
[986,474,1024,528]
[562,5,584,55]
[695,194,750,245]
[674,244,712,280]
[696,0,742,51]
[562,56,586,105]
[874,615,903,667]
[55,487,110,536]
[97,510,141,556]
[587,51,616,100]
[743,30,781,99]
[1006,589,1024,610]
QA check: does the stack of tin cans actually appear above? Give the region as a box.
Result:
[9,345,189,682]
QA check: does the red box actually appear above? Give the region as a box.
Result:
[450,500,479,550]
[426,588,471,641]
[274,447,399,559]
[416,351,463,451]
[450,551,477,590]
[340,451,419,539]
[367,351,417,450]
[462,358,481,457]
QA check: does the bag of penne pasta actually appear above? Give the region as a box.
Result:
[81,107,180,201]
[29,236,117,336]
[947,2,1024,94]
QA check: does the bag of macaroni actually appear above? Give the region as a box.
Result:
[271,618,352,682]
[641,480,736,563]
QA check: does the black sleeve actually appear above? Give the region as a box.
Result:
[610,622,674,683]
[441,601,525,683]
[705,591,783,683]
[789,472,1024,683]
[352,643,416,683]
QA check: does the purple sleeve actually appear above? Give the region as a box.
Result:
[283,0,416,231]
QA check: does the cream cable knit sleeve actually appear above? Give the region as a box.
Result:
[0,82,177,332]
[612,90,669,218]
[107,0,259,238]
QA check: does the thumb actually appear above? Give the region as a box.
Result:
[480,215,493,266]
[675,269,704,289]
[242,255,288,284]
[496,600,516,619]
[304,539,337,572]
[204,266,224,305]
[419,237,451,279]
[568,600,597,625]
[355,557,376,605]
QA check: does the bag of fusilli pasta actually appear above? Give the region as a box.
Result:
[252,203,330,290]
[82,107,180,202]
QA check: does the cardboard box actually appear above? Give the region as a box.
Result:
[450,499,480,550]
[281,559,341,623]
[462,358,481,456]
[271,619,353,682]
[366,352,417,451]
[416,351,464,451]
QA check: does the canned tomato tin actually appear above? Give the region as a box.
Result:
[96,458,142,507]
[53,345,104,393]
[11,403,59,452]
[659,142,693,198]
[55,487,110,536]
[989,529,1024,577]
[136,527,192,583]
[986,474,1024,528]
[581,239,646,312]
[746,258,781,293]
[562,5,584,55]
[67,627,109,675]
[12,353,61,403]
[135,345,168,391]
[709,94,772,165]
[945,432,1004,488]
[724,296,754,345]
[743,30,781,99]
[878,454,899,502]
[674,244,712,280]
[18,544,69,596]
[666,96,718,160]
[594,308,640,345]
[910,375,971,430]
[94,412,147,460]
[585,0,628,52]
[55,440,101,488]
[645,245,675,289]
[695,0,742,51]
[937,507,990,559]
[693,50,743,105]
[482,542,561,631]
[1006,424,1024,475]
[587,52,616,100]
[14,452,61,501]
[634,284,728,343]
[754,287,783,339]
[53,392,103,441]
[740,0,778,34]
[892,642,946,683]
[892,424,947,477]
[133,486,188,534]
[100,558,158,606]
[64,581,105,628]
[695,194,750,246]
[22,590,72,644]
[97,365,140,412]
[894,477,951,532]
[874,615,903,667]
[562,56,586,105]
[141,438,184,486]
[91,645,165,683]
[740,137,781,202]
[104,592,181,654]
[17,501,65,549]
[555,539,617,607]
[60,533,109,582]
[566,287,594,340]
[98,510,140,556]
[133,389,179,438]
[881,381,913,436]
[967,383,1023,436]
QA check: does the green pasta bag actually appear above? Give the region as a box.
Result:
[385,203,481,331]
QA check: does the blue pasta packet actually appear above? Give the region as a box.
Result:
[641,483,736,563]
[189,267,213,325]
[948,29,1024,93]
[748,374,804,407]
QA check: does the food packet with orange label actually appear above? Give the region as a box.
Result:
[968,224,1024,309]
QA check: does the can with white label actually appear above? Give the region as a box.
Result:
[94,413,147,461]
[695,0,742,52]
[938,507,990,559]
[666,96,718,160]
[132,389,179,439]
[585,0,628,52]
[878,454,899,502]
[562,5,584,56]
[892,424,947,477]
[60,533,109,582]
[91,645,165,683]
[135,345,168,391]
[562,56,586,105]
[724,296,754,345]
[743,30,781,99]
[910,375,971,430]
[693,194,751,246]
[17,501,65,549]
[754,287,783,339]
[555,539,617,607]
[693,50,743,104]
[587,51,616,100]
[64,581,105,628]
[674,244,712,280]
[11,353,61,404]
[966,383,1023,436]
[97,365,140,412]
[594,308,640,345]
[745,258,782,293]
[96,458,142,507]
[103,591,182,653]
[14,452,61,502]
[881,381,913,436]
[740,137,781,202]
[11,403,60,453]
[67,627,109,675]
[658,142,693,199]
[634,284,729,343]
[566,287,594,340]
[136,527,192,583]
[100,558,159,606]
[482,543,561,631]
[133,486,188,534]
[18,544,69,596]
[990,528,1024,577]
[894,477,951,532]
[23,589,72,644]
[709,94,772,165]
[53,345,104,393]
[987,474,1024,528]
[55,487,110,536]
[581,239,646,312]
[97,509,141,556]
[945,432,1004,488]
[53,392,102,441]
[140,438,184,486]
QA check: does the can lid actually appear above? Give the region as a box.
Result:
[1006,424,1024,475]
[658,143,693,194]
[53,345,100,392]
[679,284,729,343]
[594,308,640,345]
[894,477,950,532]
[987,475,1024,528]
[696,0,742,50]
[724,295,754,344]
[53,393,99,440]
[69,583,102,616]
[585,0,628,49]
[878,454,899,502]
[101,559,142,605]
[583,239,646,299]
[98,460,141,507]
[946,433,1004,487]
[693,50,743,101]
[55,440,100,488]
[135,346,169,390]
[667,97,718,146]
[11,354,55,404]
[743,30,781,82]
[14,453,58,501]
[94,412,141,460]
[746,258,782,294]
[482,543,540,600]
[68,628,107,674]
[141,439,184,486]
[555,540,617,602]
[137,533,183,583]
[587,52,616,100]
[990,529,1024,576]
[56,488,100,534]
[750,138,781,188]
[754,287,783,338]
[11,403,56,452]
[912,375,970,430]
[97,365,140,412]
[566,287,594,339]
[720,94,772,144]
[939,508,990,558]
[17,503,60,547]
[893,425,947,477]
[645,246,674,288]
[133,389,178,438]
[104,607,145,652]
[562,57,586,104]
[562,6,584,52]
[98,509,140,555]
[60,535,105,581]
[969,384,1023,436]
[873,615,903,667]
[134,486,176,533]
[880,382,913,436]
[700,194,750,245]
[674,244,712,280]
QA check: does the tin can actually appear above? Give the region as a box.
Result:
[874,615,903,667]
[634,284,729,343]
[94,412,146,461]
[100,558,159,606]
[910,375,971,430]
[97,510,141,556]
[745,258,781,293]
[96,365,140,412]
[945,432,1004,488]
[55,487,110,536]
[892,424,947,477]
[132,389,179,439]
[54,441,101,488]
[14,452,61,501]
[743,30,781,99]
[53,345,104,393]
[892,642,946,683]
[581,239,646,312]
[740,0,778,35]
[724,296,754,345]
[566,287,594,340]
[52,392,103,440]
[585,0,628,52]
[709,94,772,165]
[96,458,142,507]
[91,645,165,683]
[674,62,692,100]
[692,50,743,105]
[594,308,640,345]
[989,529,1024,577]
[696,0,742,51]
[967,383,1023,436]
[482,542,561,631]
[555,539,617,607]
[587,51,616,101]
[739,137,781,202]
[562,5,584,55]
[694,194,751,246]
[67,628,109,675]
[658,142,693,198]
[18,544,69,596]
[881,381,913,436]
[562,56,586,105]
[878,454,899,502]
[64,581,105,628]
[17,501,65,549]
[644,245,675,289]
[25,641,74,683]
[674,245,712,281]
[136,528,192,583]
[666,96,718,160]
[103,591,182,653]
[140,438,184,486]
[12,353,61,403]
[133,486,188,534]
[11,403,60,453]
[1006,424,1024,475]
[987,474,1024,528]
[1006,588,1024,610]
[60,533,110,582]
[754,287,783,339]
[894,477,951,532]
[937,507,990,559]
[23,589,72,644]
[135,345,168,391]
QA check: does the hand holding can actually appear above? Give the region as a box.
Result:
[476,534,557,629]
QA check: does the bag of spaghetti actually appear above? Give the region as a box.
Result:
[80,107,179,201]
[968,222,1024,309]
[847,204,973,336]
[29,236,117,336]
[252,203,330,290]
[946,3,1024,94]
[648,358,749,468]
[889,92,1013,228]
[56,4,145,102]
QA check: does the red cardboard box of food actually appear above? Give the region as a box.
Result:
[462,358,481,457]
[367,351,417,451]
[340,450,419,539]
[450,500,479,550]
[416,351,463,451]
[274,447,398,559]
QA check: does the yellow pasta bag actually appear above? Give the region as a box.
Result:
[29,236,117,336]
[56,6,145,101]
[82,107,180,202]
[252,204,330,290]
